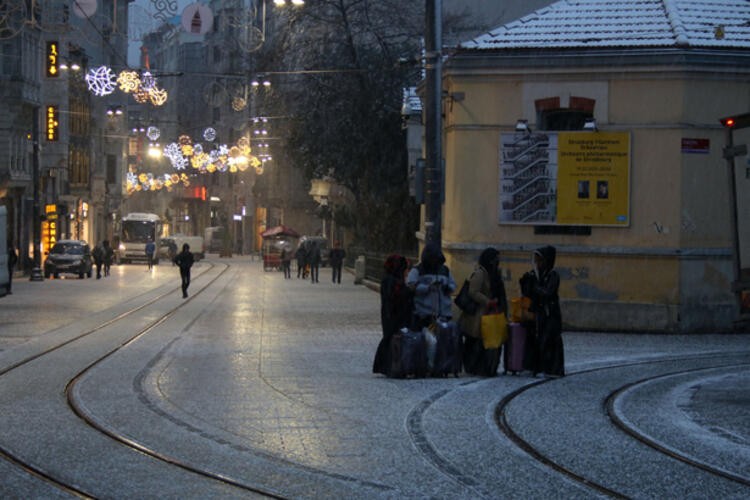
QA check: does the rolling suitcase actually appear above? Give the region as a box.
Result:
[389,328,428,378]
[432,320,462,377]
[504,322,527,374]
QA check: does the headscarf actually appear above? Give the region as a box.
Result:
[384,254,408,278]
[478,247,503,300]
[418,242,445,275]
[533,245,556,277]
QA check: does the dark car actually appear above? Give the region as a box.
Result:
[44,240,93,279]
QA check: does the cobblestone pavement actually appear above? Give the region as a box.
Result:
[0,256,748,498]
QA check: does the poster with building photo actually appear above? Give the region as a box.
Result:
[499,131,630,226]
[499,132,558,224]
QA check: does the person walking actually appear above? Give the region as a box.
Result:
[520,245,564,377]
[308,242,321,283]
[7,239,17,294]
[103,240,114,277]
[92,242,104,279]
[373,255,412,375]
[295,245,307,279]
[174,243,194,298]
[329,241,346,284]
[281,247,292,279]
[145,238,156,270]
[459,247,508,376]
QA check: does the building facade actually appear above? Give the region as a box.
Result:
[435,0,750,332]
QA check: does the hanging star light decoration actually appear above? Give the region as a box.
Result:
[86,65,117,96]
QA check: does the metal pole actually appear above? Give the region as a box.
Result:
[725,127,744,317]
[30,106,43,281]
[424,0,442,247]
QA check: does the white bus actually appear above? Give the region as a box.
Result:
[118,212,163,264]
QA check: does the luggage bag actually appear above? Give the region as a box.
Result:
[504,322,527,374]
[432,320,462,377]
[389,328,428,378]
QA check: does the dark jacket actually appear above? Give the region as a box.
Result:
[174,249,194,271]
[329,248,345,267]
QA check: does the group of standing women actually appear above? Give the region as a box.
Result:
[373,242,564,378]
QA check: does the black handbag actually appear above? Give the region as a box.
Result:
[454,279,478,315]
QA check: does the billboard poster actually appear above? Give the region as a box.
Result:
[499,131,630,226]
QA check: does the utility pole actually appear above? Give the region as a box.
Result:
[424,0,442,248]
[30,106,44,281]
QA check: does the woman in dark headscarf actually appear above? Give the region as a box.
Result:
[405,243,456,329]
[373,255,412,375]
[521,245,564,377]
[459,247,508,376]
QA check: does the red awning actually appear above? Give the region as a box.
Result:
[260,225,300,238]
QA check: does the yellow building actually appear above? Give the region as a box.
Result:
[434,0,750,332]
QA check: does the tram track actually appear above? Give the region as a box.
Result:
[405,351,750,499]
[604,362,750,488]
[0,262,288,498]
[494,352,750,498]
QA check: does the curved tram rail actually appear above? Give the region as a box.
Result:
[493,353,750,498]
[0,262,287,499]
[405,351,750,499]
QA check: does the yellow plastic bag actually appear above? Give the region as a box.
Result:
[481,311,508,349]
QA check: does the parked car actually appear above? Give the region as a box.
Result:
[44,240,93,279]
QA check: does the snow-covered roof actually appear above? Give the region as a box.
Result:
[460,0,750,50]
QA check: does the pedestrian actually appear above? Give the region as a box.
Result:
[308,242,321,283]
[281,247,292,279]
[92,242,104,279]
[168,239,178,265]
[103,240,114,277]
[459,247,508,376]
[145,238,156,270]
[295,245,307,279]
[7,239,17,294]
[329,241,346,284]
[174,243,194,298]
[520,245,564,377]
[373,255,412,375]
[406,242,456,329]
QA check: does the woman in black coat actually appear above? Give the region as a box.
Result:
[373,255,412,375]
[521,245,564,377]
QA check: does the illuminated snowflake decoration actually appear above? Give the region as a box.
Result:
[140,71,156,91]
[133,88,150,103]
[146,126,161,141]
[86,66,117,96]
[163,142,181,160]
[203,127,217,142]
[148,86,168,106]
[171,155,188,171]
[117,70,140,93]
[232,96,247,111]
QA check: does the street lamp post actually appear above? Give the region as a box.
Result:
[424,0,442,248]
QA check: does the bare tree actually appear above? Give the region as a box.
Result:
[260,0,423,251]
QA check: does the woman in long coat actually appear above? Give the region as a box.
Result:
[373,255,412,375]
[521,245,564,377]
[459,247,508,376]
